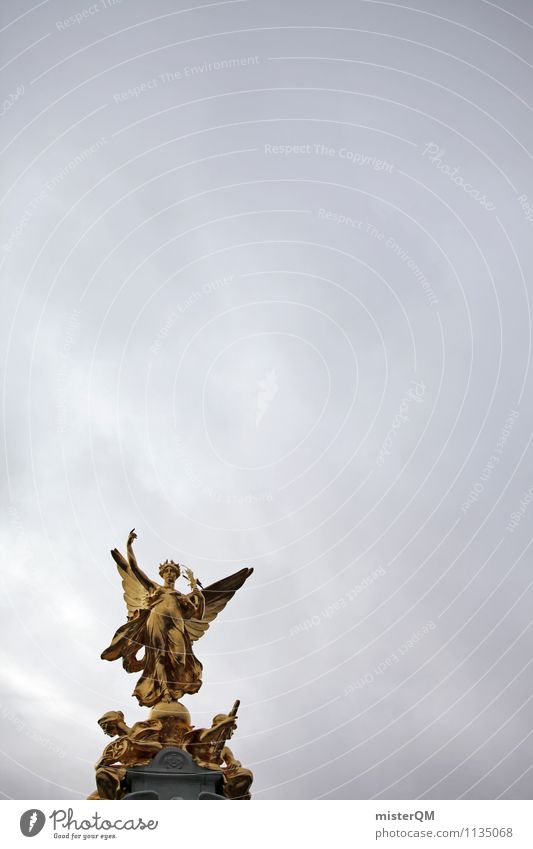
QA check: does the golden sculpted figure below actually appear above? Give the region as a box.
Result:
[88,711,163,800]
[89,702,251,800]
[185,701,253,800]
[101,529,253,707]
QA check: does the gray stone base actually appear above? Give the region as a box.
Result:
[124,747,224,800]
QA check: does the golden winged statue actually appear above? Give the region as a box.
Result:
[101,529,253,707]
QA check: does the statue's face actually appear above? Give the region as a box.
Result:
[162,566,179,586]
[98,711,124,737]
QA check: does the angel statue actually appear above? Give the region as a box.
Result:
[101,530,253,707]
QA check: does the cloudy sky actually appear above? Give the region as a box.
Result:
[2,0,533,800]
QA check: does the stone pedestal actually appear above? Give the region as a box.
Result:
[124,747,224,800]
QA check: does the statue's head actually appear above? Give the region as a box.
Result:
[212,713,236,738]
[159,560,181,586]
[98,710,126,738]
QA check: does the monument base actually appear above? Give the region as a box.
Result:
[124,747,224,800]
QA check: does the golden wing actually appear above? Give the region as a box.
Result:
[185,567,253,643]
[110,547,156,619]
[189,717,236,747]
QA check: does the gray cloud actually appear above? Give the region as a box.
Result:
[1,0,533,799]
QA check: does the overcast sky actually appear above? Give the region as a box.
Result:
[2,0,533,800]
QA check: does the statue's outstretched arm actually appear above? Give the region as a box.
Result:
[113,528,154,592]
[106,529,157,623]
[126,528,140,571]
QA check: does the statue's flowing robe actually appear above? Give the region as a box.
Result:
[101,588,203,706]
